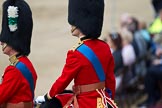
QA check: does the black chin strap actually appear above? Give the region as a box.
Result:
[16,53,22,58]
[71,27,77,33]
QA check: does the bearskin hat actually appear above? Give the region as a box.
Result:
[0,0,33,56]
[68,0,104,38]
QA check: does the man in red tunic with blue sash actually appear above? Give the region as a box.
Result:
[36,0,117,107]
[0,0,37,107]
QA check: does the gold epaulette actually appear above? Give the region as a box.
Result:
[71,40,83,51]
[9,55,19,66]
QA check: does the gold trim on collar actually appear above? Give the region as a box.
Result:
[82,38,91,42]
[9,55,19,66]
[71,38,91,51]
[71,39,83,51]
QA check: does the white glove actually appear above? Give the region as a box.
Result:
[35,95,45,104]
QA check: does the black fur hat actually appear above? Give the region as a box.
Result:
[0,0,33,56]
[68,0,104,38]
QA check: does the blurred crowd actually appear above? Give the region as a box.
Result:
[103,1,162,107]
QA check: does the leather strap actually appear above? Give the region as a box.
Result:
[63,82,105,108]
[63,94,79,108]
[0,102,32,108]
[73,82,105,94]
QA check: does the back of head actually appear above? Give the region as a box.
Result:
[127,17,139,34]
[68,0,104,38]
[120,13,132,28]
[109,32,122,50]
[0,0,33,56]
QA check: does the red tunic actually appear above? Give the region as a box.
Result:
[0,56,37,106]
[49,39,116,108]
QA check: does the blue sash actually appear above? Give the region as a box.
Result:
[77,44,106,81]
[16,62,34,98]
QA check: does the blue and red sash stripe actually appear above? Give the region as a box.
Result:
[16,62,34,99]
[77,43,114,98]
[77,44,106,81]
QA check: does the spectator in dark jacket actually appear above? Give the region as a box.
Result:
[138,47,162,107]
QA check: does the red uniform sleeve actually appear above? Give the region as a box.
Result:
[106,54,116,99]
[0,66,22,104]
[49,50,80,97]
